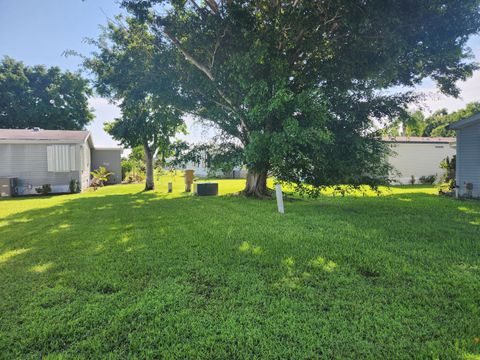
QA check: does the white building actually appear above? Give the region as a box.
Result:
[179,160,247,179]
[173,137,456,184]
[384,136,456,184]
[447,114,480,198]
[0,128,122,196]
[173,150,247,179]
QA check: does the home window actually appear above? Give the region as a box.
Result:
[47,145,77,172]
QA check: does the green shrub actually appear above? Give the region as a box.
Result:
[124,172,145,184]
[438,155,456,193]
[419,175,436,184]
[35,184,52,195]
[69,179,80,193]
[91,167,114,190]
[121,159,133,180]
[440,155,456,184]
[438,180,454,195]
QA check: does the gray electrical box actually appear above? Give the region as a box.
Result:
[0,177,19,197]
[195,182,218,196]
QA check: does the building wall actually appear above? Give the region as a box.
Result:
[456,123,480,198]
[91,149,122,184]
[0,143,81,194]
[80,143,91,191]
[177,161,247,179]
[387,142,456,184]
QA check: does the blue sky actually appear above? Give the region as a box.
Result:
[1,0,480,147]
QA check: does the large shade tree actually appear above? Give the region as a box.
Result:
[0,57,93,130]
[122,0,480,197]
[84,17,185,190]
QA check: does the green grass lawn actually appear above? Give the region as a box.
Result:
[1,177,479,359]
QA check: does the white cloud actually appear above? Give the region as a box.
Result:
[411,35,480,114]
[86,97,121,148]
[415,70,480,114]
[175,114,220,143]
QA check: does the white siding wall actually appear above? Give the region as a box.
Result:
[91,149,122,183]
[178,162,247,179]
[456,123,480,198]
[388,142,456,184]
[0,143,81,194]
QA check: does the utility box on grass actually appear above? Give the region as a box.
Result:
[185,170,194,192]
[195,182,218,196]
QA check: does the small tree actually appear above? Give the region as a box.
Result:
[84,17,185,191]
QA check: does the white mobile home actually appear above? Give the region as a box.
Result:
[447,114,480,198]
[383,136,456,184]
[174,137,455,183]
[175,150,247,179]
[0,128,122,196]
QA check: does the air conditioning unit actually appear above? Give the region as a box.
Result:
[194,182,218,196]
[0,177,19,197]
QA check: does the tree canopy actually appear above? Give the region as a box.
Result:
[121,0,480,196]
[0,57,93,130]
[84,17,185,190]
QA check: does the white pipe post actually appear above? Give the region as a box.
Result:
[275,183,284,214]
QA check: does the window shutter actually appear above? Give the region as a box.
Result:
[47,146,55,172]
[46,145,78,172]
[70,145,76,171]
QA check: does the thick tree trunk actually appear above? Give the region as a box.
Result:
[243,169,270,198]
[144,144,155,191]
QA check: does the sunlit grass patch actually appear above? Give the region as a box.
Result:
[0,248,30,264]
[238,241,263,255]
[30,262,54,273]
[309,256,337,272]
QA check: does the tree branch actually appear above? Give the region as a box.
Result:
[160,26,250,136]
[189,0,201,12]
[210,28,227,69]
[162,28,214,81]
[205,0,219,14]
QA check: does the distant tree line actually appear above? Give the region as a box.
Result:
[384,102,480,138]
[0,57,93,130]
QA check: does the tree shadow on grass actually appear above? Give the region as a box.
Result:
[1,190,479,283]
[0,189,479,357]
